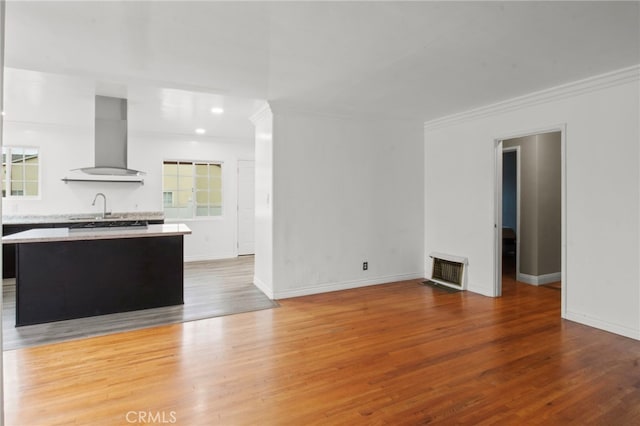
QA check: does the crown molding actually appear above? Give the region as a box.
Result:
[424,64,640,131]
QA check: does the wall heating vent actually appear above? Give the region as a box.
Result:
[429,252,468,290]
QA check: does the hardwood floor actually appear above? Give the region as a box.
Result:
[2,255,277,350]
[5,271,640,425]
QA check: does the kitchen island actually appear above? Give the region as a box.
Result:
[3,224,191,326]
[2,211,166,278]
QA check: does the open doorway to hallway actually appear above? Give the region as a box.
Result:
[496,129,564,298]
[502,148,519,283]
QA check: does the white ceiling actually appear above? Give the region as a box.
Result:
[124,86,263,139]
[5,1,640,122]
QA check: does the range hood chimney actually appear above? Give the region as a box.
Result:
[75,95,145,176]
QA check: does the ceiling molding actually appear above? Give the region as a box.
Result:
[424,64,640,132]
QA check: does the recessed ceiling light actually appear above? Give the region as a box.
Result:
[195,128,206,135]
[210,107,224,114]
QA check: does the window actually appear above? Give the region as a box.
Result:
[2,146,39,198]
[162,160,222,219]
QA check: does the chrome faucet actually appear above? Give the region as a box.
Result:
[92,193,107,219]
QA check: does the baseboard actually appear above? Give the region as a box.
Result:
[253,275,274,300]
[273,272,424,299]
[466,284,495,297]
[564,311,640,341]
[517,271,561,286]
[183,252,237,263]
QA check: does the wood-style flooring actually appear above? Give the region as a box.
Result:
[2,255,277,350]
[4,264,640,425]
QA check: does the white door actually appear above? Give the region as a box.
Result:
[237,160,255,255]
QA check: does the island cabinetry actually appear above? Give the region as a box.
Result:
[3,224,51,278]
[16,236,184,326]
[16,235,184,326]
[3,223,190,326]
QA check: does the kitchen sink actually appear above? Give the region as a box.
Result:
[68,220,149,231]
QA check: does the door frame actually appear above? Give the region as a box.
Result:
[494,124,567,317]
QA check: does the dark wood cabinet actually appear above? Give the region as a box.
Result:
[15,233,183,326]
[3,224,51,279]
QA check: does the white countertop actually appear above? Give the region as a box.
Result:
[3,224,192,244]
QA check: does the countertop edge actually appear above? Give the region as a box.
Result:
[3,224,192,244]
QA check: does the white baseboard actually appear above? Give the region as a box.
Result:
[183,252,237,263]
[564,311,640,341]
[517,271,561,286]
[253,275,274,300]
[273,272,424,299]
[466,284,494,297]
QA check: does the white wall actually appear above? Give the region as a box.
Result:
[3,69,95,215]
[270,109,424,298]
[128,132,253,261]
[2,68,255,262]
[424,66,640,339]
[250,105,274,297]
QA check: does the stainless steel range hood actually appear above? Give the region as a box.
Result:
[74,95,145,176]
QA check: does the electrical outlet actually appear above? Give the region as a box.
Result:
[363,262,368,271]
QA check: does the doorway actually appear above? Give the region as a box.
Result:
[502,147,519,282]
[494,126,566,314]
